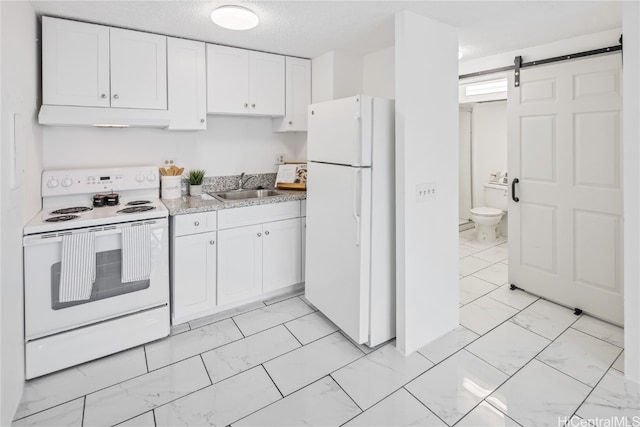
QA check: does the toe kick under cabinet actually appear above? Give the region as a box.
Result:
[170,201,304,325]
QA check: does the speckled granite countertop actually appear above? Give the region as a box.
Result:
[161,190,306,215]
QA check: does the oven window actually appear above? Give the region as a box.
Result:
[50,249,150,310]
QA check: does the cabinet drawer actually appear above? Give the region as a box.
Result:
[218,201,300,230]
[173,211,217,236]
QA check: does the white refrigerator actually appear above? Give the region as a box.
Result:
[305,95,396,347]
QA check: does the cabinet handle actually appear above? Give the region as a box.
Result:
[288,121,293,125]
[251,104,256,108]
[209,240,215,245]
[194,221,200,226]
[113,94,119,99]
[265,231,270,236]
[244,103,248,108]
[101,93,107,99]
[257,232,262,237]
[200,118,205,123]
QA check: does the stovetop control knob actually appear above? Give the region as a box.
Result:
[61,177,73,188]
[136,173,145,183]
[146,172,156,182]
[47,178,59,188]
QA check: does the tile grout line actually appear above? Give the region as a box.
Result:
[282,323,304,347]
[230,317,245,338]
[228,375,333,426]
[261,363,285,399]
[143,345,150,373]
[328,373,364,413]
[199,354,214,385]
[81,395,86,427]
[186,301,271,331]
[478,312,590,423]
[233,307,318,339]
[402,385,451,427]
[568,324,625,350]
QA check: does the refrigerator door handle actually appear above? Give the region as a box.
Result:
[353,168,361,246]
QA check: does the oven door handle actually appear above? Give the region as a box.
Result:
[23,221,165,246]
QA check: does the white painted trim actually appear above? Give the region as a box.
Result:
[623,1,640,383]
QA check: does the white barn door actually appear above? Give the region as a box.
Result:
[508,53,623,325]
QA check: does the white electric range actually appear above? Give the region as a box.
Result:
[23,166,170,379]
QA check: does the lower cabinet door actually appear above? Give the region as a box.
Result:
[263,218,302,292]
[217,224,263,306]
[173,231,216,323]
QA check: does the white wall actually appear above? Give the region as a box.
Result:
[1,1,43,423]
[395,11,459,355]
[332,50,363,99]
[623,0,640,383]
[311,50,362,103]
[470,101,507,207]
[311,52,334,103]
[43,116,307,175]
[362,46,395,99]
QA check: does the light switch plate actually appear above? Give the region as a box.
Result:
[416,182,437,202]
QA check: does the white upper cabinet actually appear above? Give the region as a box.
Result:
[206,45,249,115]
[249,51,285,116]
[273,57,311,132]
[42,17,167,110]
[167,38,207,130]
[110,28,167,110]
[207,44,285,116]
[42,17,110,107]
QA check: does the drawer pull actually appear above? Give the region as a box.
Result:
[209,240,215,245]
[194,221,200,226]
[265,231,270,235]
[257,232,262,237]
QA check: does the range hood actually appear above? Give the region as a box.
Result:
[38,105,171,128]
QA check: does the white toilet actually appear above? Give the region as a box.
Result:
[470,183,508,242]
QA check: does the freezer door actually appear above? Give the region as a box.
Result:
[307,95,372,166]
[305,161,372,344]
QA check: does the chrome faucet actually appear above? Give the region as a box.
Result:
[238,172,257,190]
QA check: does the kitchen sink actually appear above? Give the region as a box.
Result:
[210,189,280,201]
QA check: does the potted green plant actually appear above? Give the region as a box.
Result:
[187,169,206,196]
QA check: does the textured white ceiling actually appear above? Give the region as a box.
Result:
[30,0,622,60]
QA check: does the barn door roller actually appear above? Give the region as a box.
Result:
[514,56,523,88]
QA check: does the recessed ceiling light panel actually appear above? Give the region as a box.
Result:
[211,5,259,31]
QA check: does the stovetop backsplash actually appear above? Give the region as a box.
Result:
[180,173,278,195]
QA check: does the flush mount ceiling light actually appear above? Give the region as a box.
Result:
[211,5,259,30]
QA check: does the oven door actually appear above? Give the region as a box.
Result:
[23,218,169,340]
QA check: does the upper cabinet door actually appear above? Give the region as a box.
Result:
[249,51,285,116]
[207,45,249,115]
[167,38,206,130]
[288,57,311,129]
[110,28,167,110]
[273,57,311,132]
[42,17,110,107]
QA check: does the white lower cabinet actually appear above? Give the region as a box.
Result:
[172,231,216,324]
[263,218,302,292]
[217,224,263,306]
[171,201,305,324]
[218,218,302,305]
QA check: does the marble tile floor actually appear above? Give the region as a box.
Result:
[13,230,637,427]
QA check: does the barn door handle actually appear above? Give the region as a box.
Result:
[512,178,520,202]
